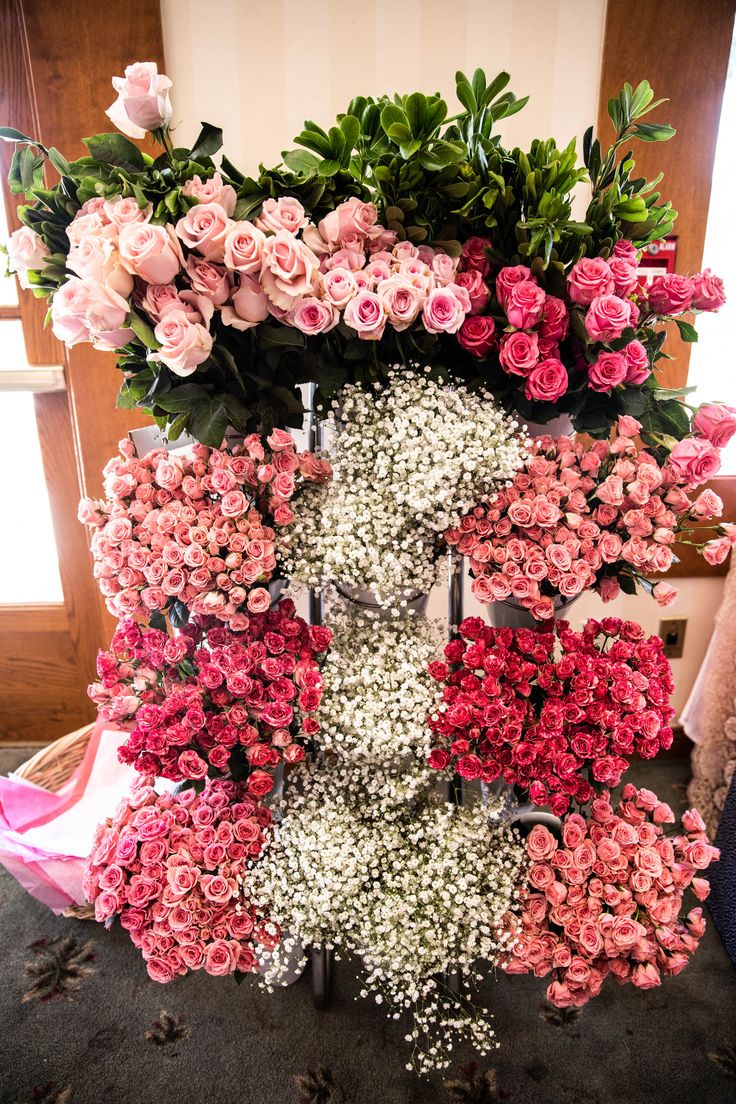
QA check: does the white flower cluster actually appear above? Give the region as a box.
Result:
[252,758,526,1075]
[283,369,525,606]
[317,597,443,764]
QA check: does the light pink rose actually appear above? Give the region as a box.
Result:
[182,173,237,217]
[260,232,320,309]
[321,267,359,309]
[505,280,546,329]
[289,295,338,335]
[176,202,232,262]
[106,62,172,139]
[377,276,423,330]
[525,358,568,402]
[67,235,133,297]
[703,537,731,566]
[422,285,468,333]
[588,351,628,392]
[667,438,721,485]
[585,294,634,342]
[119,223,181,284]
[693,403,736,448]
[432,252,459,284]
[499,331,539,377]
[648,273,694,315]
[691,269,726,312]
[221,274,270,331]
[567,257,614,305]
[617,414,642,437]
[255,196,308,236]
[318,198,378,248]
[223,221,266,274]
[343,289,386,339]
[154,309,213,376]
[691,488,723,517]
[6,226,47,287]
[104,196,153,229]
[185,256,229,304]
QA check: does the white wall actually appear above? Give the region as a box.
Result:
[160,0,722,711]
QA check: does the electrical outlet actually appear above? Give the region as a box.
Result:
[659,618,687,659]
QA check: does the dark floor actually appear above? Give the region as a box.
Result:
[0,746,734,1104]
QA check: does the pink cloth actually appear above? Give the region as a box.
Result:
[0,721,137,913]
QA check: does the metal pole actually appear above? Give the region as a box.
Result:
[447,548,464,808]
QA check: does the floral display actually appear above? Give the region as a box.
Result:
[447,413,734,619]
[427,616,675,815]
[503,786,719,1007]
[79,432,331,627]
[83,774,279,982]
[2,65,726,447]
[89,602,332,788]
[284,370,525,605]
[316,597,442,763]
[252,759,525,1074]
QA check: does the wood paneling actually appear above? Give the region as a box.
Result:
[597,0,735,391]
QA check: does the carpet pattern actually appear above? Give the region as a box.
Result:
[0,747,735,1104]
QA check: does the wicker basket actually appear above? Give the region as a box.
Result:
[14,722,97,921]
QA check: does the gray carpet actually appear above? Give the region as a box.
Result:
[0,746,734,1104]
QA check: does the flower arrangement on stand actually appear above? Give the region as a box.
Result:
[447,413,735,620]
[503,789,719,1006]
[427,615,675,815]
[284,370,525,607]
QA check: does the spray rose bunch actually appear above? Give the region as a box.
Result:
[252,758,525,1074]
[503,786,719,1007]
[316,597,443,763]
[89,601,332,789]
[447,413,732,619]
[427,616,675,815]
[284,369,525,607]
[79,432,331,627]
[83,774,279,982]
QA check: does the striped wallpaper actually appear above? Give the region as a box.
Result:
[160,0,607,185]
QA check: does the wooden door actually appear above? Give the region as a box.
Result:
[0,0,164,743]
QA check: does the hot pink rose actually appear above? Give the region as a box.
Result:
[176,202,232,262]
[667,438,721,485]
[613,239,639,264]
[539,296,569,341]
[525,358,568,402]
[119,223,181,284]
[648,273,694,315]
[585,294,634,342]
[622,340,650,385]
[458,314,496,357]
[499,330,539,376]
[567,257,614,306]
[691,269,726,312]
[693,403,736,448]
[255,197,308,236]
[260,232,320,309]
[588,351,628,392]
[422,285,468,334]
[609,256,639,297]
[106,62,172,139]
[343,289,386,339]
[505,280,546,329]
[454,269,490,314]
[154,310,213,376]
[495,265,533,306]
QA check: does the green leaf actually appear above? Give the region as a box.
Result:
[190,122,223,160]
[189,398,230,447]
[82,133,145,171]
[633,122,676,143]
[455,77,476,114]
[0,126,40,145]
[154,383,210,413]
[168,598,190,629]
[47,147,70,176]
[129,311,161,350]
[282,148,320,174]
[676,319,698,343]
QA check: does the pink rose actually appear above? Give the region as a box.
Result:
[377,276,423,330]
[588,351,628,392]
[106,62,172,139]
[691,269,726,312]
[703,537,731,566]
[176,202,232,262]
[318,198,377,248]
[66,235,133,297]
[321,267,359,309]
[525,358,568,402]
[6,226,47,288]
[104,196,153,229]
[495,265,533,306]
[613,239,639,264]
[585,294,634,342]
[422,285,468,334]
[691,488,723,517]
[154,310,213,377]
[653,581,678,607]
[648,274,694,315]
[622,340,650,385]
[119,223,181,284]
[221,275,270,331]
[499,330,539,377]
[255,196,308,236]
[260,232,320,309]
[458,315,496,357]
[693,403,736,448]
[454,269,490,313]
[539,296,569,341]
[289,296,338,335]
[344,289,386,339]
[609,257,639,297]
[182,172,237,217]
[247,588,271,613]
[505,280,546,329]
[527,826,557,861]
[185,256,229,304]
[141,283,183,322]
[567,257,614,306]
[205,938,237,976]
[617,414,642,437]
[667,438,721,485]
[223,221,266,273]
